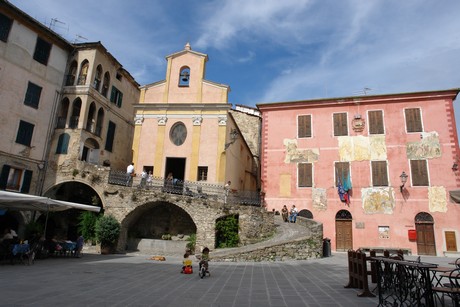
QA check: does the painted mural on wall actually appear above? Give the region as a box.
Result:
[406,131,441,160]
[361,187,395,214]
[338,135,387,162]
[428,186,447,213]
[312,188,327,211]
[283,139,319,163]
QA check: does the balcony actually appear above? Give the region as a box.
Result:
[107,170,262,206]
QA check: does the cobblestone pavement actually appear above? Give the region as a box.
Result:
[0,251,456,307]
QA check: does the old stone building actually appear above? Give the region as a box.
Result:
[258,89,460,256]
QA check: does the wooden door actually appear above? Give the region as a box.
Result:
[336,220,353,251]
[416,223,436,256]
[445,231,457,252]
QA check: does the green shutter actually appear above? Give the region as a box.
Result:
[0,165,10,189]
[20,170,33,193]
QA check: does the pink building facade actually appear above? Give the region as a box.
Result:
[258,89,460,256]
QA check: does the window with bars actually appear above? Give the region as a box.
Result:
[333,113,348,136]
[24,82,42,109]
[410,159,429,186]
[405,108,423,133]
[0,12,13,42]
[33,36,52,65]
[371,161,388,186]
[298,115,312,138]
[335,162,350,187]
[298,163,313,187]
[197,166,208,181]
[16,120,34,146]
[368,110,384,135]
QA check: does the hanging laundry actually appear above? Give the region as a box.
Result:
[337,177,346,202]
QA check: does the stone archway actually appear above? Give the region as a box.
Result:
[42,181,102,240]
[120,201,197,254]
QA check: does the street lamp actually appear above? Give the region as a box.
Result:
[400,171,408,192]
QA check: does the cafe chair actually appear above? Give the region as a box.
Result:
[432,268,460,307]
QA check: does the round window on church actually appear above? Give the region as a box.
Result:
[170,122,187,146]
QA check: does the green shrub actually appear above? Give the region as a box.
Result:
[215,214,239,248]
[186,233,196,253]
[95,215,121,248]
[78,211,98,243]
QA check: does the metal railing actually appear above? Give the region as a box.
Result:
[107,170,261,206]
[372,257,437,306]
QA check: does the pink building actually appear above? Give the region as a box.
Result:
[258,89,460,256]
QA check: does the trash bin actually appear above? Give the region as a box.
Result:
[323,238,331,257]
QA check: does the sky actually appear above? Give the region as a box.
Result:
[8,0,460,131]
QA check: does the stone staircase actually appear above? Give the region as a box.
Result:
[209,215,323,262]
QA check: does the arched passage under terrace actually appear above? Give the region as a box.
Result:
[121,201,197,254]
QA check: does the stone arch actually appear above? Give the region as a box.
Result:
[57,97,70,128]
[85,102,96,133]
[119,200,197,252]
[70,98,82,129]
[41,181,103,240]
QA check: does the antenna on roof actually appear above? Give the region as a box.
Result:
[353,87,374,96]
[49,18,65,30]
[73,34,88,44]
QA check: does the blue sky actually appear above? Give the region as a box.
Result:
[9,0,460,131]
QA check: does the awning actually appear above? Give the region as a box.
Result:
[0,190,101,212]
[449,190,460,204]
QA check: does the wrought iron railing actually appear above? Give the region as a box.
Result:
[107,170,261,206]
[372,257,437,306]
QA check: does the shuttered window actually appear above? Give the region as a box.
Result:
[56,133,70,154]
[298,115,312,138]
[298,163,313,187]
[371,161,388,186]
[105,121,116,152]
[24,82,42,109]
[410,159,429,186]
[33,36,52,65]
[368,110,384,135]
[335,162,350,187]
[0,12,13,42]
[333,113,348,136]
[405,108,423,133]
[16,120,34,146]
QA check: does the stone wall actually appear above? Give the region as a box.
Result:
[211,217,323,262]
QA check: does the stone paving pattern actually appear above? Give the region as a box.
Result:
[1,252,456,306]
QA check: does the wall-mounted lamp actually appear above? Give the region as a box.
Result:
[400,171,408,192]
[224,128,239,150]
[452,163,458,171]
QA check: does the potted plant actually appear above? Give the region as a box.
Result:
[95,215,120,254]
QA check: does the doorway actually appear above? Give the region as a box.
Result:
[415,212,436,256]
[335,210,353,251]
[165,157,186,181]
